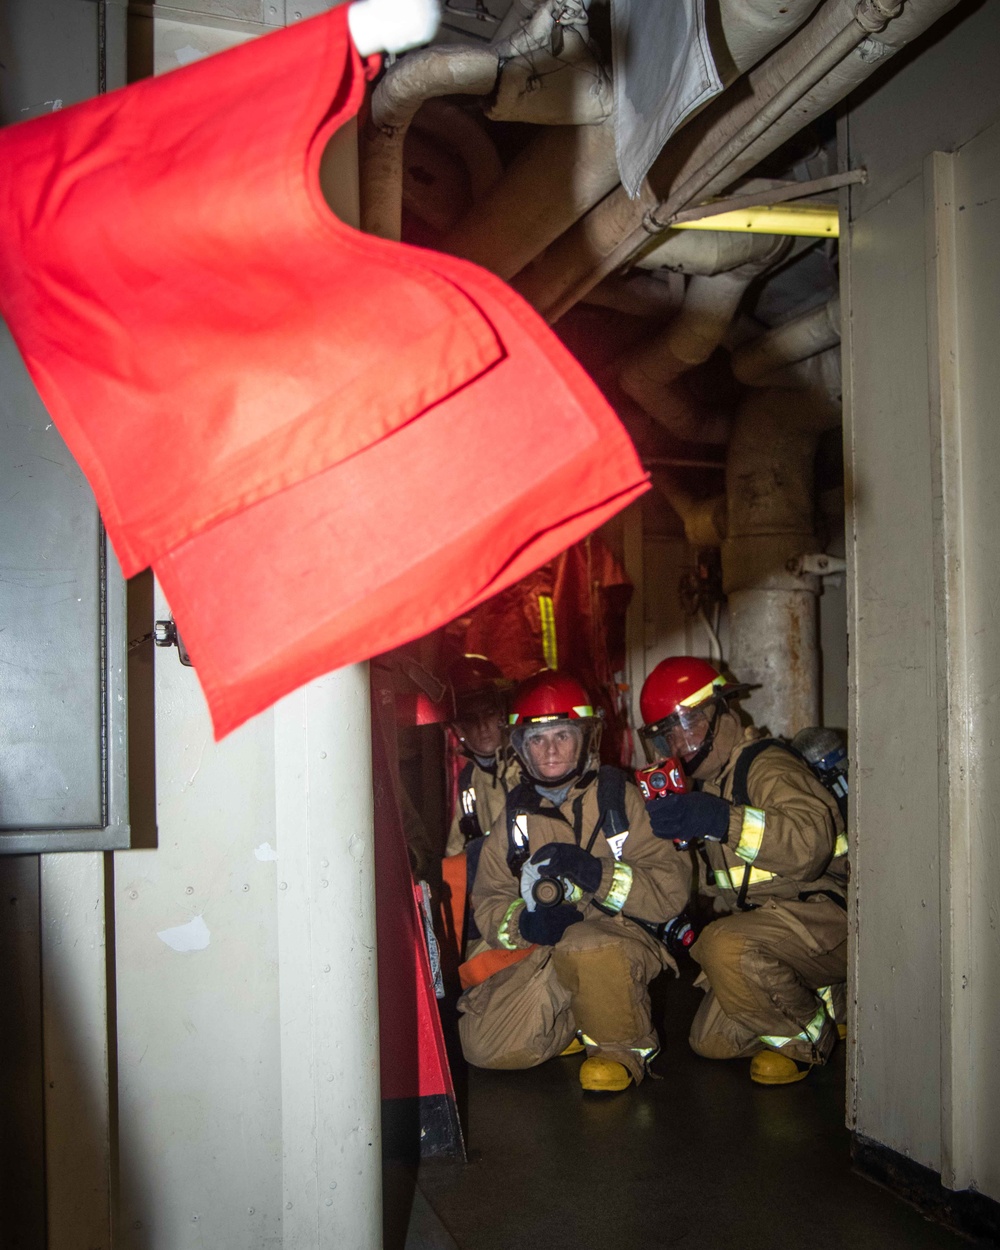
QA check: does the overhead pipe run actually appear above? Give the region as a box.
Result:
[580,270,684,319]
[733,293,841,383]
[619,233,790,444]
[516,0,961,320]
[411,100,504,202]
[635,228,791,277]
[440,0,822,279]
[360,0,608,241]
[442,119,619,279]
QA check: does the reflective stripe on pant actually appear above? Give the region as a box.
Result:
[457,915,665,1083]
[688,895,847,1065]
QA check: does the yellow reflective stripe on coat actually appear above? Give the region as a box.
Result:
[818,985,836,1019]
[760,1002,829,1049]
[714,865,776,891]
[602,862,633,914]
[538,594,558,670]
[498,898,524,950]
[733,807,766,864]
[834,831,848,858]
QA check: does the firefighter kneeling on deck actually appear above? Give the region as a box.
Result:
[638,657,849,1086]
[458,671,691,1093]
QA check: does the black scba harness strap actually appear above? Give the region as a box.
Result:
[726,738,847,913]
[457,760,484,844]
[504,765,628,873]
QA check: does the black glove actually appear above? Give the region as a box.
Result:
[530,842,603,894]
[647,790,731,849]
[519,903,583,946]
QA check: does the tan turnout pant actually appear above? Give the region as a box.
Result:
[689,895,847,1066]
[458,915,666,1083]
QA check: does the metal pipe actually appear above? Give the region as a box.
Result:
[647,4,894,232]
[581,270,684,318]
[723,388,841,736]
[733,293,841,383]
[442,119,618,278]
[361,45,499,239]
[650,471,728,547]
[361,0,607,242]
[518,0,960,320]
[411,100,503,201]
[636,227,790,276]
[619,235,790,444]
[446,0,821,279]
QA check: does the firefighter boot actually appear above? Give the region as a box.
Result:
[580,1056,632,1092]
[750,1050,810,1085]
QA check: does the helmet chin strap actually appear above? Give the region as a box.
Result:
[680,701,722,777]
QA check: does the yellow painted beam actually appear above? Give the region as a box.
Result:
[672,202,839,237]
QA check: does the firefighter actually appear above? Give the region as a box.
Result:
[458,671,691,1092]
[638,656,848,1085]
[444,654,516,857]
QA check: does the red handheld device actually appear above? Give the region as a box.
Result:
[634,757,689,801]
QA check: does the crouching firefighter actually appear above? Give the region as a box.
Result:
[458,671,691,1093]
[638,657,849,1086]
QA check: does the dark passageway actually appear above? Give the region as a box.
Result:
[391,969,977,1250]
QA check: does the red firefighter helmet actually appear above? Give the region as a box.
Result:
[509,670,594,725]
[508,671,598,787]
[639,657,747,774]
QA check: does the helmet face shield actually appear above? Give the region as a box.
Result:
[509,718,595,786]
[640,703,714,766]
[512,721,584,783]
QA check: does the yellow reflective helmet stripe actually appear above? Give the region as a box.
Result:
[498,898,525,950]
[602,862,633,914]
[679,675,726,708]
[734,807,766,864]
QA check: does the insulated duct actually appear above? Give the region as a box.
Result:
[619,233,790,444]
[516,0,961,320]
[360,0,608,241]
[437,0,822,277]
[732,293,841,383]
[723,387,841,736]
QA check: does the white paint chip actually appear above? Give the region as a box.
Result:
[174,44,206,66]
[157,914,211,952]
[254,842,279,862]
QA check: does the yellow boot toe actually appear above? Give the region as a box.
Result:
[579,1056,632,1092]
[750,1050,810,1085]
[559,1036,585,1057]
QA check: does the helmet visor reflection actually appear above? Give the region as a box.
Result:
[640,704,713,763]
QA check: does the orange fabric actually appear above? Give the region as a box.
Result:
[0,4,649,738]
[0,7,500,577]
[459,944,537,992]
[154,267,648,736]
[440,852,468,973]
